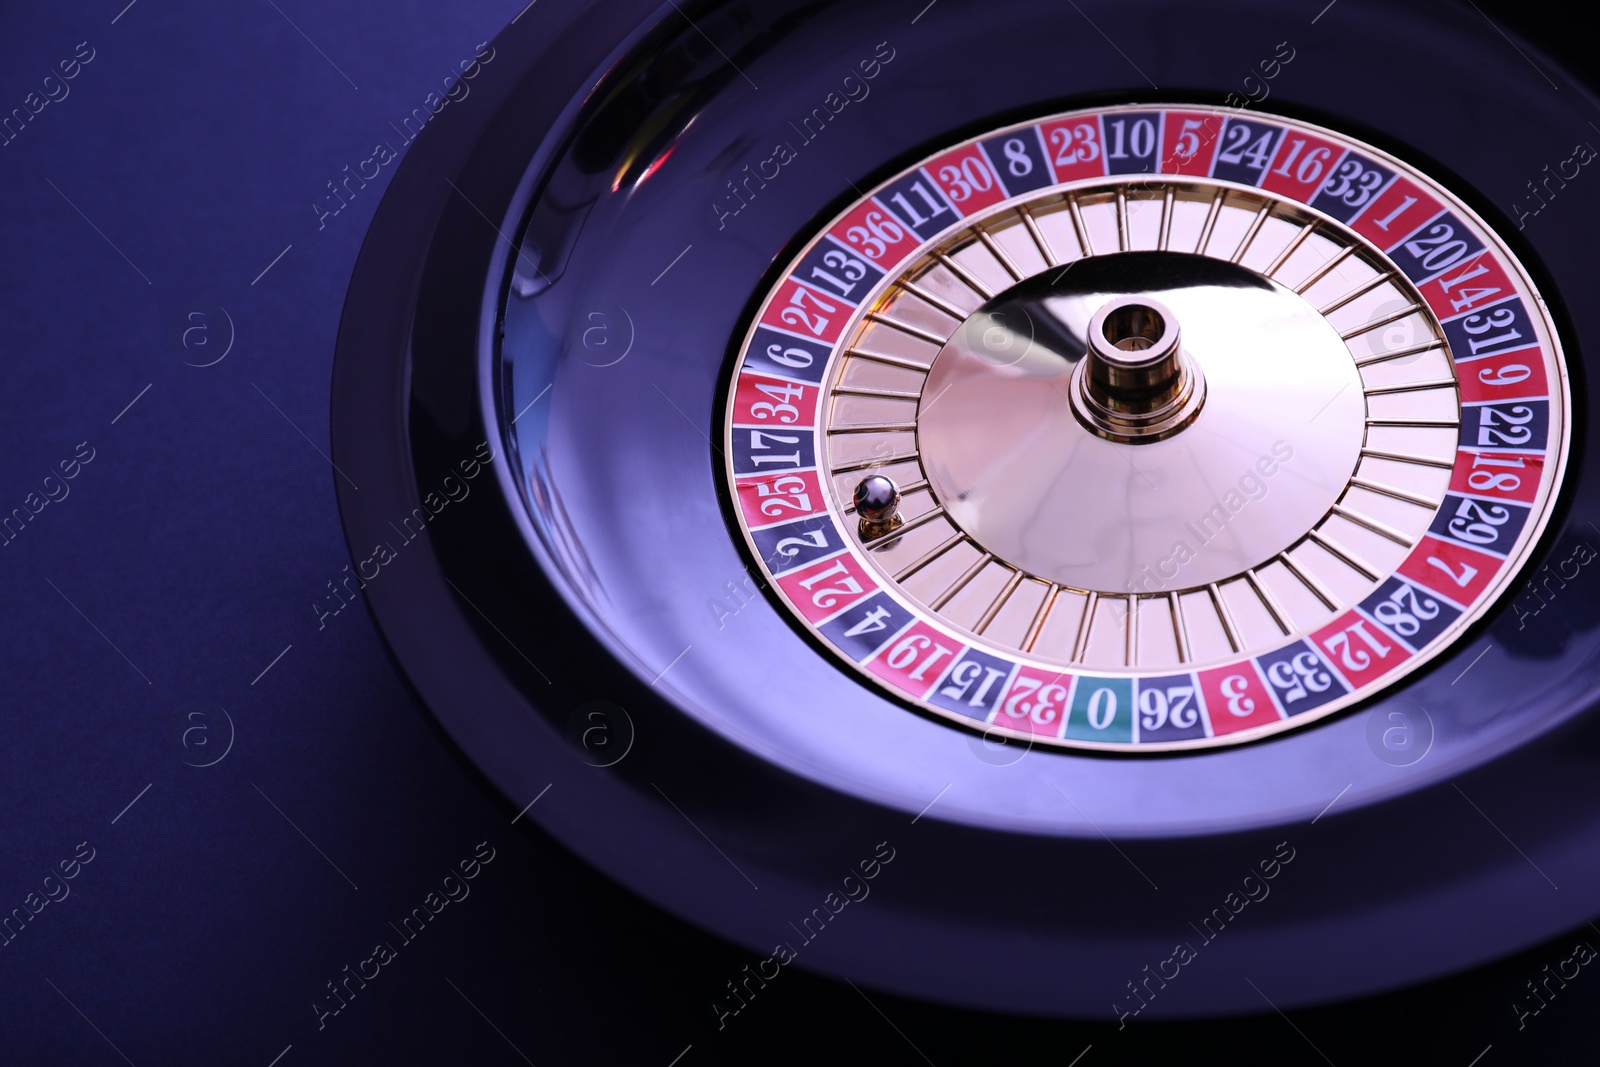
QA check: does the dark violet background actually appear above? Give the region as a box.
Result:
[3,0,1599,1063]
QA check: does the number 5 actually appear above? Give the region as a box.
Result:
[1175,118,1204,159]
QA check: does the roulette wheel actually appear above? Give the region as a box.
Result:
[8,0,1600,1061]
[329,0,1600,1028]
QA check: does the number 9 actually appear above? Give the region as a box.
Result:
[1479,364,1531,387]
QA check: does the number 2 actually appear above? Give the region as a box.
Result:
[771,530,826,560]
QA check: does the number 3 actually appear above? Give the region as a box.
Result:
[1221,675,1255,717]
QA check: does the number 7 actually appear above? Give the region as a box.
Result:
[1426,556,1478,588]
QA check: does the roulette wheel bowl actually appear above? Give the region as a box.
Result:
[333,0,1600,1017]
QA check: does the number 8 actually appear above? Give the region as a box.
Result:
[1003,138,1032,177]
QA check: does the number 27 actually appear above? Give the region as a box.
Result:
[779,286,837,336]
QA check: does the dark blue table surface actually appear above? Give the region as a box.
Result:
[4,0,1600,1063]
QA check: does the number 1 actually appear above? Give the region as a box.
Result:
[1371,195,1417,231]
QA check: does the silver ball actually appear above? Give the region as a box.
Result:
[854,475,900,525]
